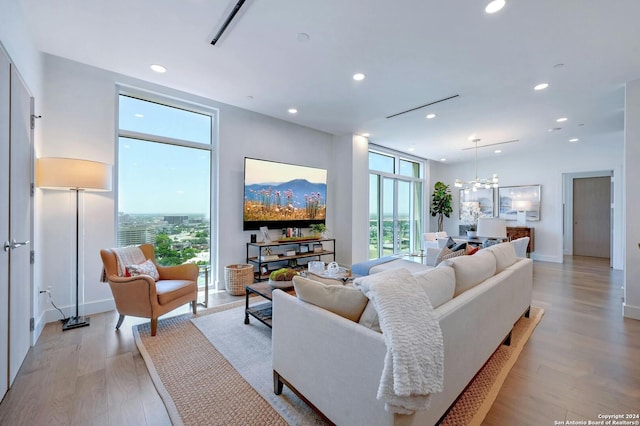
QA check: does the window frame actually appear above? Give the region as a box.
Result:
[115,86,219,288]
[368,145,427,259]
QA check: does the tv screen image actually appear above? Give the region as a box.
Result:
[243,157,327,230]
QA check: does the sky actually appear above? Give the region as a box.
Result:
[117,96,212,215]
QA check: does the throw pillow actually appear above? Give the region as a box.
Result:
[126,259,160,281]
[293,276,368,322]
[358,302,382,333]
[450,241,467,252]
[445,236,457,249]
[466,245,480,255]
[441,249,496,297]
[412,266,455,309]
[306,272,347,286]
[441,248,465,261]
[485,242,518,273]
[435,246,452,266]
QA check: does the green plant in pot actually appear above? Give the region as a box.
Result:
[430,181,453,232]
[309,223,327,238]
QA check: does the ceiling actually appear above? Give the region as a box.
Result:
[19,0,640,163]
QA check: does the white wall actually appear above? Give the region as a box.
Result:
[430,136,624,266]
[38,54,336,325]
[624,79,640,320]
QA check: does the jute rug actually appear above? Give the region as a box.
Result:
[134,302,543,425]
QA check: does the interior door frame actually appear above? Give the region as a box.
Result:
[563,170,613,265]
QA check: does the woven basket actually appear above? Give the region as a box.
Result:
[224,264,254,295]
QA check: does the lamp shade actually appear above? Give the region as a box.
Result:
[476,218,507,239]
[36,157,112,191]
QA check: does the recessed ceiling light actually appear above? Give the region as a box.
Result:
[288,108,298,114]
[353,73,365,81]
[246,95,254,100]
[440,158,447,162]
[468,134,478,141]
[485,0,506,14]
[494,149,502,154]
[548,127,563,132]
[557,117,568,122]
[408,147,415,152]
[134,113,144,118]
[553,63,565,69]
[569,138,579,142]
[534,83,549,91]
[426,113,436,119]
[361,132,370,137]
[150,64,167,73]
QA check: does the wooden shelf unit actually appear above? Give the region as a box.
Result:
[246,238,336,281]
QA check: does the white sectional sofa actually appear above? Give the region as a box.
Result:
[272,242,533,426]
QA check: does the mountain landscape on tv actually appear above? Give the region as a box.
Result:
[244,179,327,221]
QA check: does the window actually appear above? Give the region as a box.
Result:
[117,93,215,289]
[369,149,424,259]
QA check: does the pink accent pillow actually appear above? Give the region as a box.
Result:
[126,259,160,281]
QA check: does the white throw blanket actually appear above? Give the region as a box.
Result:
[354,268,444,414]
[113,246,146,277]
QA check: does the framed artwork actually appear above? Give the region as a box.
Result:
[498,185,541,221]
[459,188,495,220]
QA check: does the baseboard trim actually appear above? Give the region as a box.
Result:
[530,253,563,263]
[623,303,640,320]
[40,298,116,325]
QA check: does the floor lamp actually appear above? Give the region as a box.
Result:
[36,157,112,331]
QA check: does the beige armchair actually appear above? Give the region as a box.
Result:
[100,244,198,336]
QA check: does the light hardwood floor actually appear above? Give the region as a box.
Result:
[1,257,639,425]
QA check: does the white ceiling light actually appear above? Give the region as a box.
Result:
[494,149,502,153]
[150,64,167,73]
[134,113,144,118]
[485,0,506,14]
[569,138,579,142]
[426,113,436,119]
[408,147,415,152]
[455,138,499,192]
[557,117,568,122]
[440,158,447,162]
[288,108,298,114]
[361,132,370,137]
[534,83,549,91]
[353,73,365,81]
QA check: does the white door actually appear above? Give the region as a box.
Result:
[8,64,33,384]
[0,45,10,399]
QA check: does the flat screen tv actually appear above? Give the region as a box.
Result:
[243,157,327,231]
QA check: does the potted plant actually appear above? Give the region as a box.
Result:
[430,182,453,232]
[309,223,327,238]
[461,202,480,237]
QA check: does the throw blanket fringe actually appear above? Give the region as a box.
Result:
[354,268,444,414]
[100,246,145,281]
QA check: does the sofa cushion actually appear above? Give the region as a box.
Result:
[358,302,382,332]
[292,276,368,322]
[413,266,455,309]
[306,272,347,286]
[485,242,518,273]
[440,249,496,297]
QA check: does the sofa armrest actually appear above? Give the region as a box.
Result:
[106,275,157,317]
[272,290,393,426]
[156,263,199,281]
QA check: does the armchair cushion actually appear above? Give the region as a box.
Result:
[156,279,197,305]
[126,259,160,281]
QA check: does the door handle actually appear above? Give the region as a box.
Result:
[3,239,29,251]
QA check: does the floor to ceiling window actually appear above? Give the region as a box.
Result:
[117,93,215,289]
[369,149,424,259]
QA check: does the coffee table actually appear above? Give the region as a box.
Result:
[244,282,295,328]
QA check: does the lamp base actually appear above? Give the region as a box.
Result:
[62,315,90,331]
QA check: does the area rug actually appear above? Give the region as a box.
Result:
[135,303,543,425]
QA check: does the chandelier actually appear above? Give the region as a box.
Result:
[454,138,499,192]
